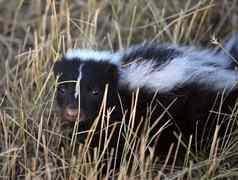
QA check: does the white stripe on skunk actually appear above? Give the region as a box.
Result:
[65,49,122,64]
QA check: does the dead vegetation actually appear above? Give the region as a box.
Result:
[0,0,238,179]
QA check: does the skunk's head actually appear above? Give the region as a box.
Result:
[53,55,119,125]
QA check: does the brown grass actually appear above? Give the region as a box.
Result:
[0,0,238,179]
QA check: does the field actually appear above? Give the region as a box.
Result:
[0,0,238,179]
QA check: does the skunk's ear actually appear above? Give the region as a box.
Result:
[53,61,63,76]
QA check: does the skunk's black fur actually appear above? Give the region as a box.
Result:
[53,34,238,165]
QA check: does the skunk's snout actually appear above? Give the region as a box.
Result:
[63,105,85,122]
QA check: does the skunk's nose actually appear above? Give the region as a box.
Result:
[63,106,86,122]
[66,107,78,117]
[63,105,78,121]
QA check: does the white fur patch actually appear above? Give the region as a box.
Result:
[65,49,122,64]
[120,57,188,92]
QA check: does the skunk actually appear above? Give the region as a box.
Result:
[53,34,238,158]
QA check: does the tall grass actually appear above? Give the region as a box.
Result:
[0,0,238,179]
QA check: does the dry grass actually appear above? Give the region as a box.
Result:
[1,0,238,179]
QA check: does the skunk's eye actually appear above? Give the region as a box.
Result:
[91,89,99,96]
[59,87,67,95]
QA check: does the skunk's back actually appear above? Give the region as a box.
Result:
[119,41,238,94]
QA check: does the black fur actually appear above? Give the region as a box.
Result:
[53,36,238,167]
[121,43,183,67]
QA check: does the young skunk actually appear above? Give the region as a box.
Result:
[53,34,238,159]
